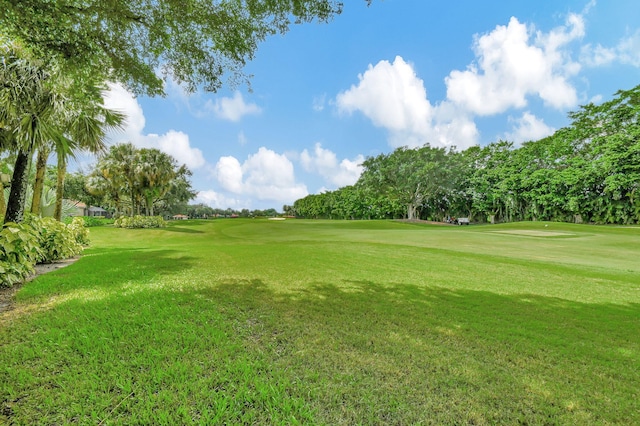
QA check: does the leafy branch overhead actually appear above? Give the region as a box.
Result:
[0,0,368,95]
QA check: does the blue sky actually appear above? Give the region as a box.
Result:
[99,0,640,211]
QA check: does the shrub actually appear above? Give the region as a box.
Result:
[64,216,113,227]
[0,221,42,288]
[28,216,85,264]
[1,216,89,287]
[114,215,166,229]
[68,217,91,246]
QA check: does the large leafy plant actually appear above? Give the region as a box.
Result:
[1,215,89,287]
[0,220,42,287]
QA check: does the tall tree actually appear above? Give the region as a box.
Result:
[0,0,368,96]
[29,146,50,215]
[87,143,194,217]
[87,143,138,216]
[135,148,177,216]
[155,165,197,216]
[1,41,122,223]
[52,80,124,221]
[358,145,451,220]
[0,42,61,224]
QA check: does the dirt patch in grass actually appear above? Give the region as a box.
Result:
[396,219,454,226]
[492,230,573,237]
[0,257,79,315]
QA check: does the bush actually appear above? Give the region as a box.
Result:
[0,221,43,288]
[113,215,166,229]
[26,216,85,264]
[68,217,91,246]
[0,216,90,288]
[64,216,113,227]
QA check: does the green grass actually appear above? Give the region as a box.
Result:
[1,219,639,424]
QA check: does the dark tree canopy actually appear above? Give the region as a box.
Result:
[0,0,363,95]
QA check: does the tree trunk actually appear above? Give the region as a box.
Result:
[147,195,154,216]
[4,150,32,224]
[407,204,417,220]
[54,155,67,221]
[0,178,7,218]
[30,147,50,215]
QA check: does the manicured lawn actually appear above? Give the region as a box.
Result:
[1,219,639,424]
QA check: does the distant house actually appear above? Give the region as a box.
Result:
[87,206,109,217]
[172,214,189,220]
[66,200,110,217]
[69,201,87,217]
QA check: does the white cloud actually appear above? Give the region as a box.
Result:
[300,143,364,187]
[504,112,555,145]
[337,56,432,135]
[238,131,248,146]
[103,84,206,169]
[580,44,617,67]
[214,147,308,204]
[194,190,248,210]
[148,130,206,169]
[336,12,591,149]
[445,15,582,115]
[589,94,603,104]
[103,83,145,136]
[617,30,640,67]
[581,29,640,68]
[312,94,327,112]
[206,91,262,122]
[215,156,244,193]
[336,56,478,149]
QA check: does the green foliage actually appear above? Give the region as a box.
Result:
[0,220,41,287]
[87,143,194,217]
[1,40,123,225]
[63,172,104,209]
[114,215,166,229]
[0,0,352,96]
[64,215,113,228]
[25,216,85,264]
[68,217,90,246]
[294,84,640,225]
[0,215,89,287]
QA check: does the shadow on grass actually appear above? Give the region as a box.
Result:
[166,220,209,227]
[163,226,205,234]
[197,278,640,424]
[15,248,197,302]
[3,274,639,424]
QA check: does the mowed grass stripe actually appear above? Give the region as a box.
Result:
[1,219,638,424]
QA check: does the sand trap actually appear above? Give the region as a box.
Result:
[492,230,573,237]
[268,217,286,221]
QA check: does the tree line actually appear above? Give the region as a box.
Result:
[294,85,640,225]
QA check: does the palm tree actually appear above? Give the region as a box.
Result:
[136,148,176,216]
[0,42,62,224]
[1,41,123,223]
[52,81,124,221]
[87,143,137,217]
[29,146,50,215]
